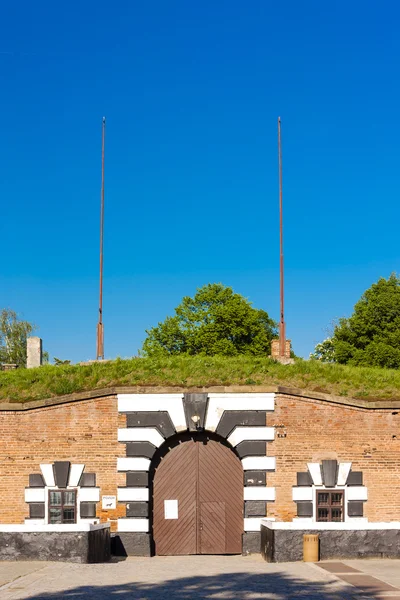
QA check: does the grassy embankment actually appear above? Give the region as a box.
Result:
[0,355,400,403]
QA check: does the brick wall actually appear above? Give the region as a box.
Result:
[271,339,291,359]
[267,394,400,522]
[0,396,126,529]
[1,390,400,529]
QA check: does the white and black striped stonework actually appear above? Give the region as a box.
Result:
[116,392,276,555]
[293,460,367,520]
[25,462,99,525]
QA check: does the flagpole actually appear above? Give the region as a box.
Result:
[278,116,286,357]
[96,117,105,360]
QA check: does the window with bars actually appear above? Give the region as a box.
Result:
[316,490,344,522]
[48,490,77,524]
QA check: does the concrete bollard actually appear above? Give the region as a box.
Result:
[27,337,43,368]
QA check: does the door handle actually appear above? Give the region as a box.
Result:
[199,521,203,531]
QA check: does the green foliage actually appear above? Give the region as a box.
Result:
[142,283,278,357]
[313,274,400,368]
[310,338,335,362]
[0,309,36,367]
[54,357,71,366]
[1,355,400,403]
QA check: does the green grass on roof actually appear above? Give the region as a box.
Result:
[0,355,400,404]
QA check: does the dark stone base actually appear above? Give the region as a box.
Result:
[242,532,261,554]
[112,532,254,557]
[262,527,400,562]
[112,533,151,557]
[0,529,110,563]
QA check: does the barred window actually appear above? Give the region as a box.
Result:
[316,490,344,522]
[48,490,77,524]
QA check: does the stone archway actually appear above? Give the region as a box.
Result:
[151,431,243,555]
[116,392,275,556]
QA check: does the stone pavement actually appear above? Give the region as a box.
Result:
[0,555,383,600]
[316,560,400,598]
[346,560,400,592]
[0,563,47,590]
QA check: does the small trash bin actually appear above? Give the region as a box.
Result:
[303,534,319,562]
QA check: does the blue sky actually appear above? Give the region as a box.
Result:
[1,1,399,362]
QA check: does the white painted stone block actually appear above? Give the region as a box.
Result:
[117,457,150,472]
[292,487,313,501]
[244,487,276,501]
[24,519,45,526]
[244,518,263,531]
[241,456,276,471]
[117,394,186,432]
[0,523,108,533]
[118,518,149,532]
[79,488,100,502]
[261,520,400,531]
[117,488,149,502]
[307,463,322,486]
[293,518,313,524]
[347,486,368,501]
[228,427,275,447]
[69,464,85,487]
[118,428,164,447]
[206,394,275,431]
[347,517,368,524]
[40,464,55,487]
[25,488,45,503]
[337,462,352,486]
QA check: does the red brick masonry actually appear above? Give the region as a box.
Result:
[267,393,400,522]
[0,387,399,526]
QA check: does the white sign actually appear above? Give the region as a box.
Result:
[102,495,116,510]
[164,499,178,519]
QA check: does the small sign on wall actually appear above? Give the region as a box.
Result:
[102,495,116,510]
[164,499,178,519]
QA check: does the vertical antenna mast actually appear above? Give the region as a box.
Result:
[278,116,286,357]
[96,116,105,360]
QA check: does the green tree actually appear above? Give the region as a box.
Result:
[309,337,335,362]
[312,274,400,368]
[142,283,277,357]
[0,309,36,367]
[54,357,71,366]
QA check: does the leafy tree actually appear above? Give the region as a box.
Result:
[54,357,71,366]
[312,274,400,368]
[142,283,277,357]
[309,338,335,362]
[0,309,36,367]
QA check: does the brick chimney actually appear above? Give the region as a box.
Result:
[271,339,292,359]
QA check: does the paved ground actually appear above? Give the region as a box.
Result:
[0,556,399,599]
[317,560,400,598]
[346,560,400,591]
[0,564,46,590]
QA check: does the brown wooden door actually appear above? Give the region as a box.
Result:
[152,433,243,555]
[152,439,198,555]
[199,502,226,554]
[197,437,243,554]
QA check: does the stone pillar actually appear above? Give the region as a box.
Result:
[271,339,291,359]
[27,337,42,369]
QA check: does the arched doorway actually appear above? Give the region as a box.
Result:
[151,431,243,555]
